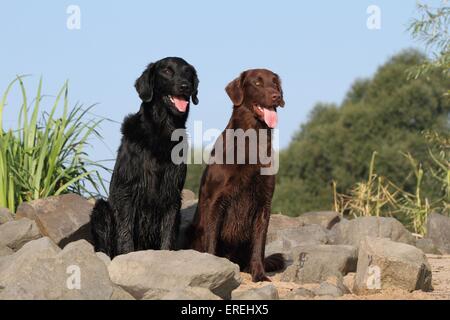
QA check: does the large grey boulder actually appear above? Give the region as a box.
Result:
[110,286,136,300]
[108,250,241,300]
[0,218,42,251]
[0,237,60,274]
[0,245,14,257]
[141,288,172,300]
[270,224,330,245]
[416,238,441,255]
[297,211,341,230]
[161,287,221,300]
[314,275,350,298]
[58,240,114,299]
[267,214,305,238]
[284,287,316,300]
[15,194,93,247]
[141,286,220,300]
[425,213,450,254]
[266,225,330,257]
[268,212,340,236]
[232,284,279,300]
[353,237,432,295]
[96,252,112,267]
[281,245,358,284]
[0,208,14,224]
[329,217,415,249]
[0,238,115,300]
[313,282,345,298]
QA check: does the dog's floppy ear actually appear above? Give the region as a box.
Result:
[135,63,156,102]
[225,71,247,106]
[191,67,200,105]
[275,73,285,108]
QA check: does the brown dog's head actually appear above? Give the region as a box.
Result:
[225,69,284,128]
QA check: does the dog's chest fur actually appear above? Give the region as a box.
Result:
[109,102,187,205]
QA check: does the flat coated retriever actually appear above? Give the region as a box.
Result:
[190,69,285,282]
[91,57,199,258]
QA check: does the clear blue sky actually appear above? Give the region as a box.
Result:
[0,0,438,167]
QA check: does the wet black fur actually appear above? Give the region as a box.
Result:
[90,57,199,257]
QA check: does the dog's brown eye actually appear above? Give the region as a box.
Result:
[255,81,262,87]
[164,68,173,76]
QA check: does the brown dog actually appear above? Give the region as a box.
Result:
[190,69,285,282]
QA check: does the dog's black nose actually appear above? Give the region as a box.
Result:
[179,83,191,92]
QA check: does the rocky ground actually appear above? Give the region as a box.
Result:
[0,191,450,300]
[237,255,450,300]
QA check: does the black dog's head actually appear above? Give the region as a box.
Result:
[135,57,199,115]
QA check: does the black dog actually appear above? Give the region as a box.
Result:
[91,57,199,257]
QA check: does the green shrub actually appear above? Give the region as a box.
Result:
[0,76,108,213]
[334,133,449,236]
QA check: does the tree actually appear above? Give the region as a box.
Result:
[273,49,450,216]
[408,1,449,91]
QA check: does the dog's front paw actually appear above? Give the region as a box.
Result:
[251,273,271,283]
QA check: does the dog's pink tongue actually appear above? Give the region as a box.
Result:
[173,96,188,112]
[263,108,278,128]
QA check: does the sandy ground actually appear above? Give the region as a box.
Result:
[239,255,450,300]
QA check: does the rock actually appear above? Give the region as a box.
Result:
[298,211,341,230]
[0,208,14,224]
[416,238,441,255]
[162,287,222,300]
[0,237,62,299]
[329,217,416,249]
[110,286,136,300]
[266,225,330,257]
[96,252,111,267]
[353,237,432,295]
[176,203,197,249]
[142,287,221,300]
[232,284,279,300]
[267,212,340,248]
[285,287,316,300]
[320,275,351,295]
[0,218,42,251]
[314,295,338,300]
[425,213,450,254]
[268,214,305,238]
[343,273,356,293]
[142,288,171,300]
[108,250,241,300]
[313,282,344,297]
[15,194,94,247]
[181,189,197,209]
[281,245,357,284]
[267,224,329,245]
[57,240,114,299]
[0,238,114,300]
[265,240,287,257]
[0,237,61,270]
[0,245,14,257]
